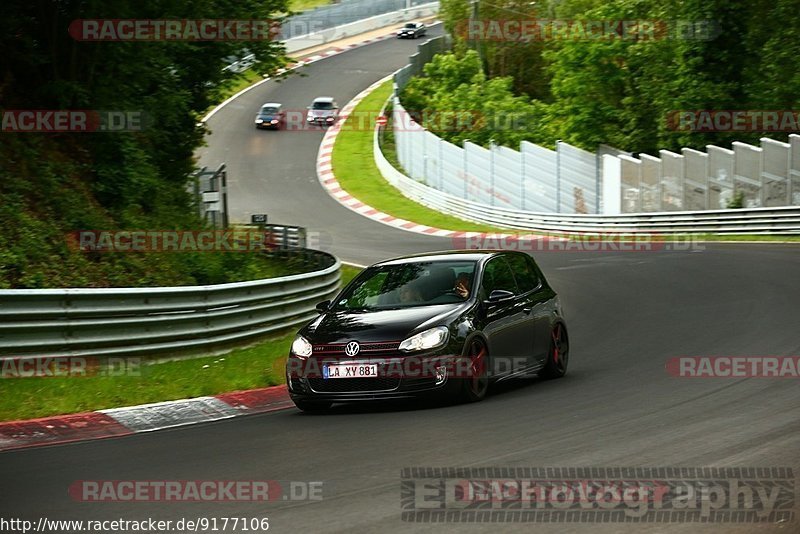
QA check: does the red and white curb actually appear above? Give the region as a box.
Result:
[0,386,292,452]
[316,77,463,239]
[315,78,563,246]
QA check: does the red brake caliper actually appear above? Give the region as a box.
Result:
[472,346,486,386]
[552,326,560,364]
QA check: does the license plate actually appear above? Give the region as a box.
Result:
[323,363,378,379]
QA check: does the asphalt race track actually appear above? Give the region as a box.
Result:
[2,28,799,534]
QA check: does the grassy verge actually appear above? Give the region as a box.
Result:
[289,0,333,12]
[332,81,513,233]
[0,265,362,421]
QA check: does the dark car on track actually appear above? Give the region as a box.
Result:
[397,22,427,39]
[254,102,284,129]
[286,250,569,412]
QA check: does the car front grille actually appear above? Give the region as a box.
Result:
[312,341,401,356]
[307,377,400,393]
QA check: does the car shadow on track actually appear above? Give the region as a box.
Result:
[290,374,579,416]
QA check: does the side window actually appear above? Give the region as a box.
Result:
[505,254,540,293]
[481,257,518,296]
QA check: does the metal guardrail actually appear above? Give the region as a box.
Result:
[259,224,307,249]
[376,39,800,234]
[376,102,800,234]
[0,251,341,359]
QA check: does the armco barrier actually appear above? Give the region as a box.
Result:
[375,122,800,233]
[0,251,340,359]
[283,2,439,54]
[376,38,800,233]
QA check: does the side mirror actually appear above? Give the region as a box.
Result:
[486,289,515,303]
[315,300,331,313]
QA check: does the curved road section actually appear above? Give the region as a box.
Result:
[2,30,799,534]
[197,28,449,265]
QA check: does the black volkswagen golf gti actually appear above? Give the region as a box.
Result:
[286,251,568,411]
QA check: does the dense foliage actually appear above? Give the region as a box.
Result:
[408,0,800,154]
[0,0,299,288]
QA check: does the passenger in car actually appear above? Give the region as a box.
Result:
[399,283,423,304]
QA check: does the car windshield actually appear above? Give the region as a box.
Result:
[260,107,279,114]
[312,101,334,110]
[404,23,416,29]
[334,261,477,311]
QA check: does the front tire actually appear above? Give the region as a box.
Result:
[540,322,569,379]
[460,339,489,402]
[293,400,332,413]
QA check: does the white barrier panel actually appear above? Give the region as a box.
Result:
[389,36,800,218]
[707,145,735,210]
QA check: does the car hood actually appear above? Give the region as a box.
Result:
[301,303,467,344]
[256,114,278,120]
[308,109,336,118]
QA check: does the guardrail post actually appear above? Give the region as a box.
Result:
[221,165,229,229]
[490,141,496,207]
[463,140,469,200]
[556,140,562,213]
[521,149,526,210]
[439,137,444,190]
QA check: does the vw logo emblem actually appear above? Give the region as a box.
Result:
[344,341,360,357]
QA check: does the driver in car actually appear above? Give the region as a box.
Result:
[454,273,471,299]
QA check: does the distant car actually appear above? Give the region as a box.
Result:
[397,22,427,39]
[306,97,339,126]
[286,250,569,412]
[254,103,284,130]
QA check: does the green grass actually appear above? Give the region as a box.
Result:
[289,0,333,12]
[332,81,513,233]
[0,265,363,422]
[691,234,800,242]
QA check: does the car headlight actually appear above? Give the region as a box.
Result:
[255,119,264,123]
[291,335,313,358]
[270,119,278,124]
[399,326,449,353]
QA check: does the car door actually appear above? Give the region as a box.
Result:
[478,255,527,376]
[505,253,548,369]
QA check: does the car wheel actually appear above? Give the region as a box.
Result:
[293,400,332,413]
[541,322,569,379]
[461,339,489,402]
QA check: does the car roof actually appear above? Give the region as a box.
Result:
[261,103,281,108]
[312,97,334,103]
[372,250,511,267]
